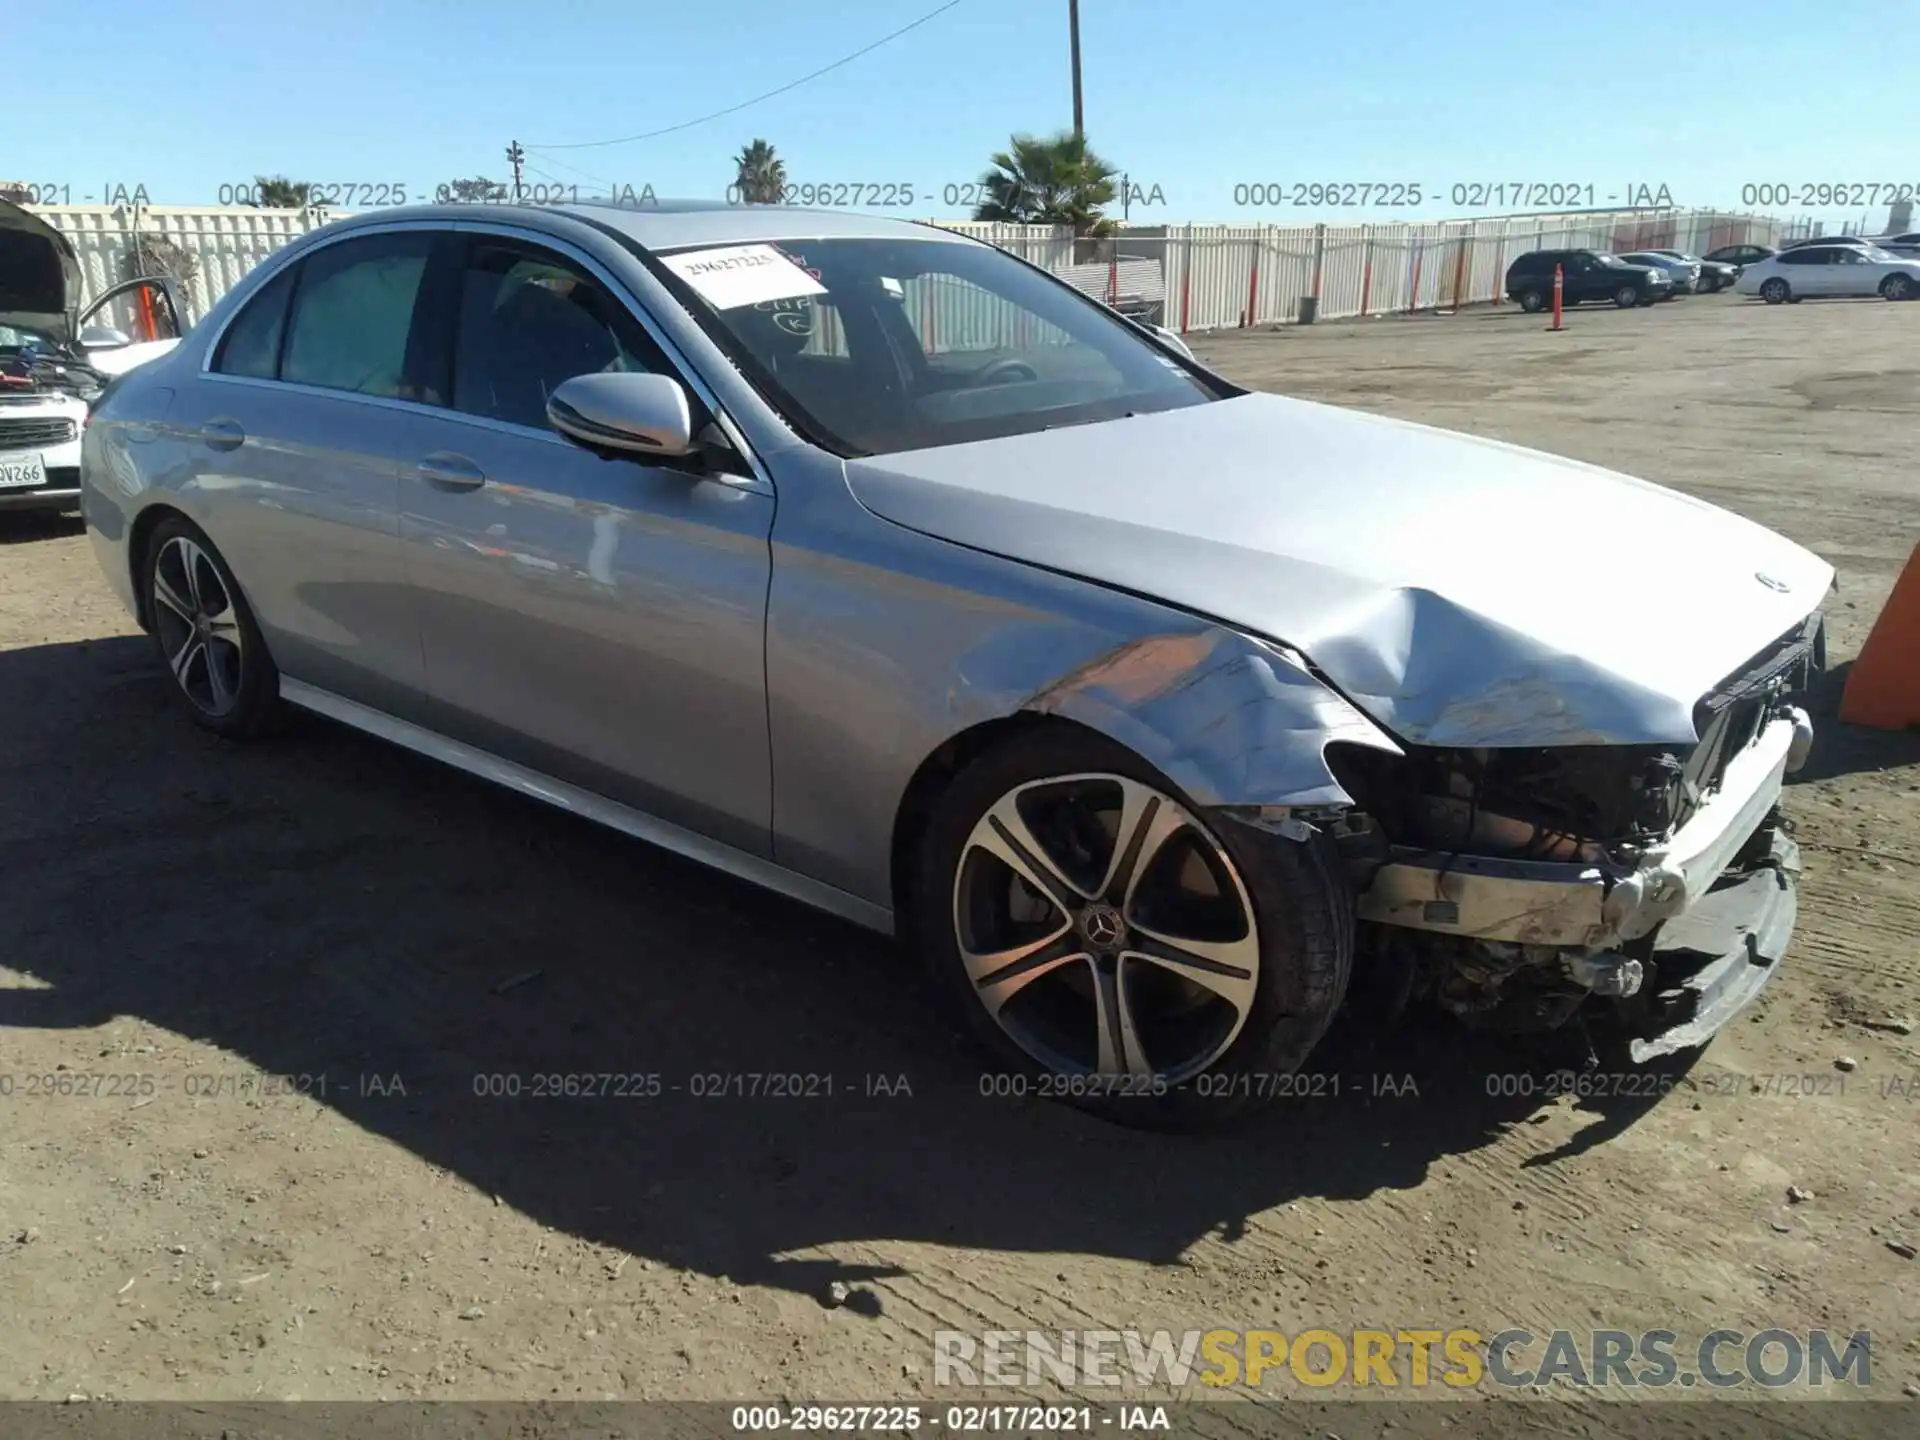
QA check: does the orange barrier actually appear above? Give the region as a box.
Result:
[1841,541,1920,730]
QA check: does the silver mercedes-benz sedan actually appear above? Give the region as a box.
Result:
[82,201,1832,1128]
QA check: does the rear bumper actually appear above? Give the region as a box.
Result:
[0,470,82,512]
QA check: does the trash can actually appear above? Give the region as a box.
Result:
[1297,296,1318,325]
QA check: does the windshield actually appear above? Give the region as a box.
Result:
[649,236,1226,456]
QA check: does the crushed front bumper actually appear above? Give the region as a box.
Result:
[1355,712,1807,1056]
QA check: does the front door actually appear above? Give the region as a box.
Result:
[1568,255,1606,301]
[1827,249,1876,295]
[398,232,775,855]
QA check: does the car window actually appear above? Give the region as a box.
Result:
[1834,249,1869,264]
[654,235,1223,457]
[213,266,297,379]
[281,232,433,399]
[1778,249,1821,265]
[449,240,669,432]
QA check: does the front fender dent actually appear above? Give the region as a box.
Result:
[1017,628,1401,809]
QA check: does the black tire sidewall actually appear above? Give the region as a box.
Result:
[913,727,1352,1130]
[1518,290,1544,313]
[1762,280,1789,304]
[143,516,281,739]
[1615,285,1638,308]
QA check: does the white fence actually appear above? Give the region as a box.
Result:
[27,203,1786,337]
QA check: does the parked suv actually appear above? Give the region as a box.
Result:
[1504,250,1670,311]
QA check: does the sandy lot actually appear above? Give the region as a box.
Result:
[1,293,1917,1424]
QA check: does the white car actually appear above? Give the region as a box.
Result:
[1734,242,1920,303]
[1,201,186,513]
[1617,251,1700,295]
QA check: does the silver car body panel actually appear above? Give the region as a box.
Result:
[842,390,1833,747]
[81,201,1828,943]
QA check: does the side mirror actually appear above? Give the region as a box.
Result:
[547,372,696,458]
[80,325,132,350]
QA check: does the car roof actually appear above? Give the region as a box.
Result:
[319,198,972,253]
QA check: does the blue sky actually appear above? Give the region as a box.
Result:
[11,0,1914,228]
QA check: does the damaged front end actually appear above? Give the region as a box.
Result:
[1316,614,1824,1060]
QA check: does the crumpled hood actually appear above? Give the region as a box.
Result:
[843,391,1834,747]
[0,200,81,346]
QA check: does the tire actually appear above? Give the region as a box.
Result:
[1760,278,1790,305]
[1517,289,1545,313]
[141,515,282,739]
[1614,284,1641,308]
[914,727,1352,1130]
[1880,273,1914,301]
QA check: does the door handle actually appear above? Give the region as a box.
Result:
[417,452,487,492]
[199,419,245,452]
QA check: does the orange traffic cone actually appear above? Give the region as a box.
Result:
[1841,541,1920,730]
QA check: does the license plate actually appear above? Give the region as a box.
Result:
[0,453,47,489]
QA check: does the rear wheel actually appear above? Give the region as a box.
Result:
[1517,288,1546,313]
[1760,278,1790,304]
[1881,273,1914,301]
[915,729,1352,1130]
[1614,284,1641,308]
[142,516,282,739]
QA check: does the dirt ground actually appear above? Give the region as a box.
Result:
[2,293,1917,1424]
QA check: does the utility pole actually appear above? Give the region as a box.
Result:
[1121,170,1130,221]
[505,141,526,201]
[1068,0,1084,140]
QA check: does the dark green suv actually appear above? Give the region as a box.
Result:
[1504,249,1671,311]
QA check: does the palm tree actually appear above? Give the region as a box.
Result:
[732,140,786,205]
[441,177,509,203]
[251,176,313,208]
[971,132,1119,237]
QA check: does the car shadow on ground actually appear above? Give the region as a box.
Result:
[0,510,84,545]
[0,635,1679,1309]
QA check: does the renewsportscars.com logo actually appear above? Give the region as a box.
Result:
[933,1328,1874,1391]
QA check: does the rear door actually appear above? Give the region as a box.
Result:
[180,228,446,714]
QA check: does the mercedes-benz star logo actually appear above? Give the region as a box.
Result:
[1755,572,1790,593]
[1081,903,1126,950]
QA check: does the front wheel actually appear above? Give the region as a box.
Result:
[1881,273,1915,301]
[142,516,282,739]
[1760,278,1790,304]
[915,729,1352,1130]
[1614,284,1641,308]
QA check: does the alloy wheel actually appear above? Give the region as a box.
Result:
[150,536,247,717]
[950,773,1260,1083]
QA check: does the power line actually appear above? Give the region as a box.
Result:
[527,0,967,152]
